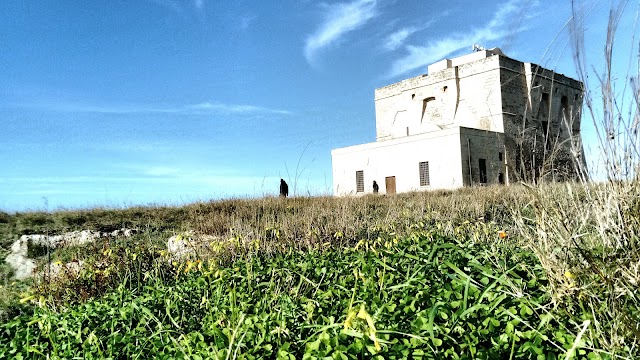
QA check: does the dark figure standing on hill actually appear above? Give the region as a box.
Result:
[372,180,379,194]
[280,179,289,198]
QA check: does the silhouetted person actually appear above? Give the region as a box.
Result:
[372,180,379,194]
[280,179,289,198]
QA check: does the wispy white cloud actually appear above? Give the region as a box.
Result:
[148,0,205,15]
[304,0,378,64]
[188,101,292,115]
[93,142,176,154]
[16,101,293,116]
[0,173,283,193]
[240,14,257,30]
[2,141,178,155]
[149,0,184,15]
[383,26,421,51]
[386,0,535,78]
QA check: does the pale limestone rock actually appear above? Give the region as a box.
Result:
[5,228,137,280]
[39,260,84,280]
[123,228,137,237]
[108,228,138,238]
[5,253,36,280]
[167,232,220,260]
[61,230,101,247]
[10,237,28,256]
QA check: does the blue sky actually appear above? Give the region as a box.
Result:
[0,0,637,211]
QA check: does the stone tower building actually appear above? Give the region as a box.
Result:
[331,48,584,195]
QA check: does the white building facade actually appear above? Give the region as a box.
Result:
[331,49,583,196]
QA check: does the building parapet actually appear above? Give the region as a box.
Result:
[375,53,582,102]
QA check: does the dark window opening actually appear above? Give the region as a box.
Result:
[540,92,550,117]
[442,86,448,92]
[560,96,569,121]
[411,93,415,100]
[421,97,436,122]
[498,152,503,161]
[356,171,364,193]
[419,161,430,186]
[479,159,487,184]
[498,173,505,184]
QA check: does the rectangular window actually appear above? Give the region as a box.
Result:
[419,161,430,186]
[498,152,503,161]
[356,170,364,193]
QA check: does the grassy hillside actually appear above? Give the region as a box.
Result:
[0,183,638,358]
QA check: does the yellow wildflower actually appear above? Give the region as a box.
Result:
[344,310,357,329]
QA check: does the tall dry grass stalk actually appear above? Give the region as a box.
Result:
[184,185,521,254]
[513,0,640,355]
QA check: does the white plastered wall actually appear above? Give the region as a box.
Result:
[331,128,465,195]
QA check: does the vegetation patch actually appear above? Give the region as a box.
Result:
[0,181,638,357]
[0,222,618,359]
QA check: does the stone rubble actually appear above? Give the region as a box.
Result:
[5,228,137,280]
[5,228,226,280]
[166,231,221,261]
[39,260,85,281]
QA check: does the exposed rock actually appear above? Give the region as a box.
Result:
[10,237,29,256]
[38,260,84,281]
[4,228,137,280]
[5,253,36,280]
[110,228,138,238]
[6,236,39,279]
[14,234,51,251]
[167,231,220,261]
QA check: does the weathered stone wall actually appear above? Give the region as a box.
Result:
[454,56,504,132]
[374,70,459,140]
[374,55,505,141]
[459,128,506,186]
[498,57,584,182]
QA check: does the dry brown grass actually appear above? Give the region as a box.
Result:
[510,1,640,354]
[181,185,522,254]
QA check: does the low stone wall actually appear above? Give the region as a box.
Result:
[5,229,138,280]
